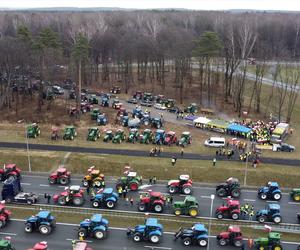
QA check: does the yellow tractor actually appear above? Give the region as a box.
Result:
[82,166,105,188]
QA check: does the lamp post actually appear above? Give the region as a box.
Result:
[207,194,215,250]
[25,123,32,172]
[243,143,251,187]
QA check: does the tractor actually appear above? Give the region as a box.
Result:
[112,99,122,109]
[0,237,15,250]
[90,108,100,120]
[143,92,153,102]
[184,103,198,114]
[216,177,241,198]
[53,185,85,206]
[138,191,167,213]
[88,94,98,104]
[78,214,109,240]
[154,129,165,145]
[97,114,108,126]
[258,182,282,201]
[215,198,241,220]
[116,172,142,191]
[164,131,177,146]
[117,107,128,117]
[133,91,143,100]
[101,96,109,107]
[69,107,80,117]
[254,232,283,250]
[0,164,21,181]
[163,99,175,109]
[81,102,92,113]
[167,175,193,195]
[48,167,71,185]
[139,129,153,144]
[132,107,143,118]
[216,225,243,247]
[90,188,119,209]
[178,131,192,147]
[290,188,300,201]
[24,210,56,235]
[110,86,121,94]
[127,128,139,143]
[174,223,208,247]
[87,127,100,141]
[151,118,163,129]
[120,115,129,127]
[127,218,163,244]
[0,204,11,228]
[63,126,77,140]
[173,196,199,217]
[112,129,126,143]
[82,167,105,188]
[103,130,114,142]
[27,123,40,138]
[256,204,282,224]
[50,127,59,140]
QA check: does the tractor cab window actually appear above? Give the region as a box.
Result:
[230,205,239,210]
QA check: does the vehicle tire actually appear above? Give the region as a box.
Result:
[149,234,160,244]
[231,212,240,220]
[258,215,266,223]
[218,238,228,246]
[259,193,267,200]
[198,238,208,247]
[49,178,56,184]
[5,197,12,203]
[216,188,227,197]
[27,199,33,205]
[272,245,282,250]
[216,212,224,219]
[82,180,89,187]
[273,216,282,224]
[59,177,68,185]
[129,182,138,191]
[182,237,192,246]
[168,186,176,194]
[293,194,300,201]
[174,208,182,216]
[234,239,243,247]
[39,224,51,235]
[273,193,282,201]
[138,203,147,212]
[154,204,163,213]
[0,220,5,228]
[231,188,241,198]
[182,186,192,195]
[188,208,198,217]
[144,121,149,126]
[93,181,101,187]
[106,200,115,209]
[58,196,67,206]
[92,200,100,208]
[70,136,74,140]
[78,228,87,238]
[94,229,106,240]
[73,197,84,206]
[133,233,142,242]
[24,223,32,233]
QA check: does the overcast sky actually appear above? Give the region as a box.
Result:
[0,0,299,11]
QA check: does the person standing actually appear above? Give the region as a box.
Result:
[171,157,177,166]
[148,177,153,185]
[122,188,127,199]
[86,185,90,195]
[130,197,134,206]
[152,176,157,184]
[213,158,216,166]
[47,194,51,204]
[181,148,184,156]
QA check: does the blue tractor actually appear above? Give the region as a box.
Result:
[256,204,282,224]
[78,214,109,240]
[151,118,163,129]
[132,107,143,119]
[258,182,282,201]
[24,210,56,235]
[97,114,108,126]
[121,116,129,127]
[101,96,109,107]
[174,223,208,247]
[127,218,163,244]
[91,188,119,209]
[154,129,165,145]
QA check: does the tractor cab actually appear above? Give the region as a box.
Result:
[90,108,100,120]
[56,167,68,177]
[179,175,191,186]
[27,123,40,138]
[154,129,165,144]
[51,127,59,140]
[103,130,114,142]
[183,196,198,207]
[134,91,143,100]
[117,108,128,117]
[143,92,153,102]
[223,199,240,210]
[227,225,242,238]
[127,172,137,181]
[97,113,108,125]
[164,131,177,145]
[69,185,81,195]
[185,103,198,114]
[266,204,281,215]
[226,177,239,185]
[179,131,192,147]
[34,211,55,224]
[145,218,163,233]
[63,126,77,140]
[90,214,107,228]
[191,223,208,236]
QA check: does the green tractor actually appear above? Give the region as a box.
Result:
[91,108,100,120]
[27,123,40,138]
[116,171,142,191]
[88,94,98,104]
[127,128,139,143]
[173,196,199,217]
[184,103,198,114]
[139,129,153,144]
[63,126,77,140]
[163,98,175,108]
[87,127,100,141]
[290,188,300,201]
[0,238,15,250]
[178,131,192,147]
[103,130,114,142]
[112,129,126,143]
[254,232,282,250]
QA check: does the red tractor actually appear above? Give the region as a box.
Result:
[138,191,167,213]
[164,131,177,146]
[53,185,85,206]
[50,127,59,140]
[215,198,241,220]
[28,241,48,250]
[0,204,11,228]
[216,226,243,247]
[48,167,71,185]
[167,175,193,195]
[0,164,21,181]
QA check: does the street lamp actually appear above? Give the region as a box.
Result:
[207,194,215,250]
[24,123,32,172]
[243,143,251,187]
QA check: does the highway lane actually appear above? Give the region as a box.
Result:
[1,220,299,250]
[2,175,299,225]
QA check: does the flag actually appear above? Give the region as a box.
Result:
[264,225,272,232]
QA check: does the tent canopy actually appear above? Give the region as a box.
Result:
[193,117,211,125]
[227,123,252,134]
[207,119,230,129]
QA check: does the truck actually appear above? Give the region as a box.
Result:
[271,123,289,143]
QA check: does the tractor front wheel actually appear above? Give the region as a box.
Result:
[24,223,33,233]
[58,196,67,206]
[39,224,51,235]
[216,188,226,197]
[138,203,147,212]
[273,193,282,201]
[182,237,192,246]
[133,233,142,242]
[182,186,192,195]
[168,186,176,194]
[233,239,242,247]
[92,201,100,208]
[94,229,106,240]
[174,208,182,216]
[218,238,228,246]
[216,212,224,219]
[78,228,87,238]
[49,178,56,184]
[258,215,266,223]
[231,188,241,198]
[273,216,282,224]
[273,245,283,250]
[149,234,160,244]
[198,238,208,247]
[231,212,240,220]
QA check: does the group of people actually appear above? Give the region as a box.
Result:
[149,146,163,157]
[117,186,135,206]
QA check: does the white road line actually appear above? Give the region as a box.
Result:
[244,199,256,202]
[179,194,187,197]
[66,238,93,243]
[39,184,50,187]
[0,232,17,236]
[144,246,172,250]
[266,200,278,203]
[201,195,211,199]
[288,202,300,205]
[21,183,31,185]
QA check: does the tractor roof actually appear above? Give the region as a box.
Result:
[190,103,197,106]
[167,131,176,135]
[103,188,113,194]
[69,185,81,191]
[228,225,241,233]
[91,214,103,223]
[182,131,190,136]
[156,129,165,134]
[184,196,197,202]
[0,240,10,247]
[268,182,279,187]
[179,175,190,181]
[150,191,162,197]
[146,218,159,227]
[227,199,240,206]
[37,211,51,219]
[57,167,67,173]
[117,129,124,132]
[269,232,281,239]
[130,128,138,132]
[127,172,137,177]
[89,127,98,130]
[167,98,174,101]
[226,177,239,184]
[193,223,207,232]
[268,204,280,210]
[66,126,74,129]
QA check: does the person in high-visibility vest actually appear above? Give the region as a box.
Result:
[248,238,254,248]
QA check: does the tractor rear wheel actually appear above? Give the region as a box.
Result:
[231,212,240,220]
[149,234,160,244]
[218,238,228,246]
[233,239,242,247]
[73,196,84,206]
[133,233,142,242]
[198,238,208,247]
[154,204,163,213]
[92,201,100,208]
[39,224,51,235]
[174,208,182,216]
[231,188,241,198]
[168,186,176,194]
[78,228,87,238]
[182,186,192,195]
[82,180,89,187]
[59,177,69,185]
[49,178,56,184]
[94,229,106,240]
[273,193,282,201]
[188,208,198,217]
[106,200,116,209]
[293,194,300,201]
[129,182,138,191]
[258,215,267,223]
[24,223,32,233]
[273,216,282,224]
[272,245,282,250]
[138,203,147,212]
[58,196,67,206]
[182,237,192,246]
[216,188,227,197]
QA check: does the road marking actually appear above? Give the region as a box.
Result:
[0,232,17,236]
[39,184,50,187]
[200,195,211,199]
[144,246,172,250]
[266,200,278,203]
[244,199,256,202]
[288,202,300,205]
[66,238,93,243]
[21,182,31,185]
[179,194,187,197]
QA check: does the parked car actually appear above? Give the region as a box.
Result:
[154,103,167,110]
[140,100,153,107]
[273,143,295,152]
[127,98,138,104]
[52,85,64,95]
[204,137,225,147]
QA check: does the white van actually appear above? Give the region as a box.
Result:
[204,137,226,147]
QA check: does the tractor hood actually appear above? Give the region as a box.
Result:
[134,225,146,233]
[168,180,179,186]
[217,231,229,239]
[254,237,268,245]
[258,187,269,194]
[26,215,38,223]
[173,201,185,207]
[80,219,92,227]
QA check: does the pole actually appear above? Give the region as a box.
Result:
[25,124,31,172]
[243,143,250,187]
[207,194,215,250]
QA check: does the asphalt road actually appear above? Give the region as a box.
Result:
[1,220,299,250]
[4,175,300,225]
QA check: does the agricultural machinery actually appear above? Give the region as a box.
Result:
[110,86,121,94]
[112,129,126,143]
[178,132,192,147]
[112,99,122,109]
[184,103,198,114]
[27,123,40,138]
[117,108,128,117]
[78,214,109,240]
[101,96,109,107]
[174,223,208,247]
[88,95,98,104]
[50,127,59,140]
[127,128,139,143]
[132,107,143,118]
[167,175,193,195]
[164,131,177,146]
[151,118,163,129]
[103,130,114,142]
[97,114,108,126]
[163,98,175,108]
[53,185,85,206]
[48,167,71,185]
[215,198,241,220]
[127,218,163,244]
[258,182,282,201]
[142,92,153,102]
[139,129,153,144]
[154,129,165,145]
[116,172,142,191]
[216,177,241,198]
[173,196,199,217]
[216,226,243,247]
[90,108,100,120]
[82,167,105,188]
[256,204,282,224]
[290,188,300,201]
[90,188,119,209]
[81,102,92,113]
[24,211,56,235]
[254,232,282,250]
[0,237,15,250]
[133,91,143,100]
[0,164,21,182]
[87,127,100,141]
[0,204,11,228]
[63,126,77,140]
[138,191,167,213]
[69,107,80,117]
